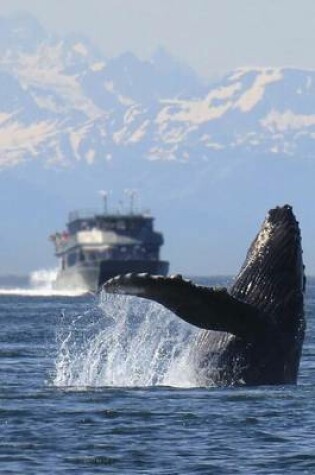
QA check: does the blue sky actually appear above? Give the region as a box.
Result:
[1,0,315,77]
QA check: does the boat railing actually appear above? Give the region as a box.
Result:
[53,234,77,253]
[68,209,98,222]
[54,228,142,254]
[69,209,152,222]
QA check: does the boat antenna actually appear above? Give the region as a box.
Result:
[99,190,110,214]
[124,189,137,214]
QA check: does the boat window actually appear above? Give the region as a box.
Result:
[117,221,126,230]
[67,252,77,267]
[88,251,98,261]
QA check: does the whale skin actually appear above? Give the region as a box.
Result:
[103,205,306,386]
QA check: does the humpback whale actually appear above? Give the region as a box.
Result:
[103,205,306,386]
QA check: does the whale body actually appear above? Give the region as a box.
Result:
[103,205,306,386]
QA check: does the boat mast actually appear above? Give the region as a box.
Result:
[99,190,110,215]
[124,188,137,215]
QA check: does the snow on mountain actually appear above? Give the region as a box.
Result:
[1,13,315,170]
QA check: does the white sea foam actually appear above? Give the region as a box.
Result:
[53,292,199,388]
[0,268,86,297]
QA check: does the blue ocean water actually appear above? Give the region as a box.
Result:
[0,277,314,474]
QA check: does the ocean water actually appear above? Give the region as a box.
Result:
[0,276,314,474]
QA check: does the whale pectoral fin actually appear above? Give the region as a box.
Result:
[103,274,267,340]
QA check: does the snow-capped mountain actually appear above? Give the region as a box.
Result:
[2,12,315,171]
[0,12,206,169]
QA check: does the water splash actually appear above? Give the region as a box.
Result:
[0,268,86,296]
[30,268,59,289]
[53,291,200,388]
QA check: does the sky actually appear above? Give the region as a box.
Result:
[1,0,315,78]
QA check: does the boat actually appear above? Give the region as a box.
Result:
[50,196,169,292]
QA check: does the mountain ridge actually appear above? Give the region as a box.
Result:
[2,13,315,170]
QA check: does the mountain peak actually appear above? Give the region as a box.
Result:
[1,13,315,168]
[0,11,46,52]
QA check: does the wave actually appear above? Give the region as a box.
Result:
[0,268,87,297]
[53,292,200,388]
